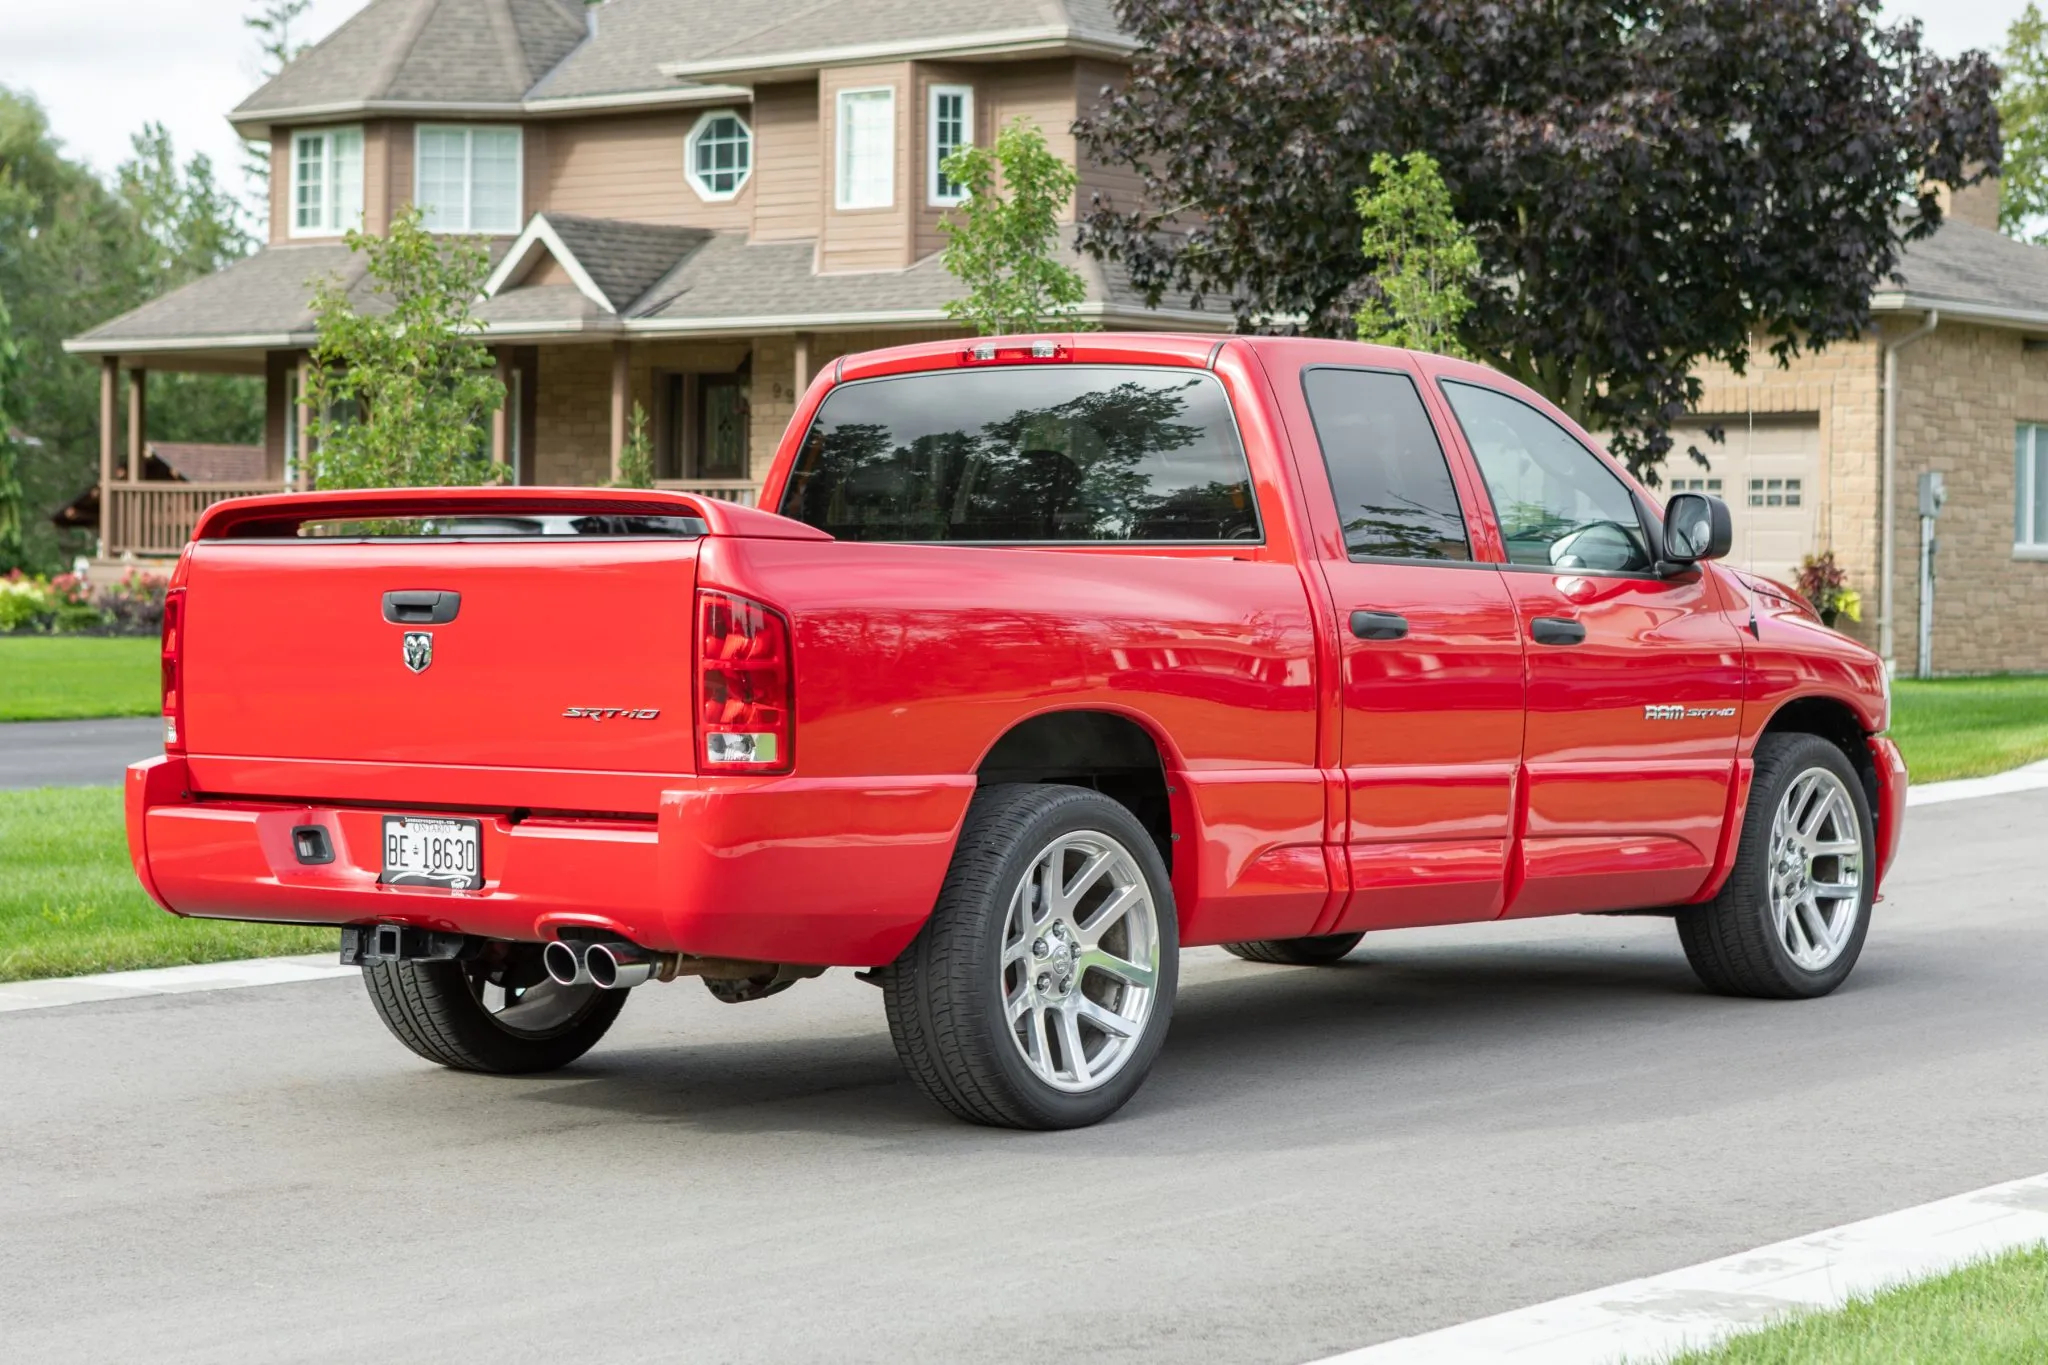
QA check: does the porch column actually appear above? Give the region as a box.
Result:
[98,357,117,556]
[262,351,291,482]
[295,356,314,491]
[608,340,630,483]
[126,366,146,482]
[793,332,813,398]
[491,349,512,470]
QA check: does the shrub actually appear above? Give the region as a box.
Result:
[95,571,166,635]
[0,572,47,632]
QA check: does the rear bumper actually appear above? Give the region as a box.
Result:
[125,756,973,967]
[1869,736,1908,888]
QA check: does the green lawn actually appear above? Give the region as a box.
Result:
[1891,675,2048,784]
[0,636,161,720]
[1664,1244,2048,1363]
[0,786,333,983]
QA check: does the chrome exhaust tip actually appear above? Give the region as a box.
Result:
[585,939,659,990]
[542,939,589,987]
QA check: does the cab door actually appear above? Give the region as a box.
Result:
[1435,380,1747,917]
[1275,363,1526,931]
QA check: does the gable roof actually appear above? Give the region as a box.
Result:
[484,214,713,313]
[1873,219,2048,328]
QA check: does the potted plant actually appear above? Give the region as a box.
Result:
[1795,550,1862,630]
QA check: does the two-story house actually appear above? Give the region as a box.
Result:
[63,0,1212,563]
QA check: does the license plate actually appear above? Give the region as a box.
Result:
[379,817,482,890]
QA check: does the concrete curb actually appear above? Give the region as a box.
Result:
[0,954,354,1015]
[1318,1170,2048,1363]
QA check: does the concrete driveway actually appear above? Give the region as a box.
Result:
[0,717,161,789]
[1,790,2043,1364]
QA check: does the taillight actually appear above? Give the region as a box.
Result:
[160,587,186,753]
[695,589,792,774]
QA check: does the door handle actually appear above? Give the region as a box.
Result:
[1351,610,1410,641]
[1530,616,1586,646]
[382,590,461,625]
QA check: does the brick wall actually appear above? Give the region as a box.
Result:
[1687,320,2048,676]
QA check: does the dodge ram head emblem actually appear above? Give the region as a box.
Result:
[403,631,433,673]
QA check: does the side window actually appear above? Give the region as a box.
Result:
[1442,381,1652,573]
[1302,368,1470,561]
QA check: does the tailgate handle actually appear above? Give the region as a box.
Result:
[382,590,461,625]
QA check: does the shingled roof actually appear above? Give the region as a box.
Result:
[233,0,589,126]
[1872,219,2048,325]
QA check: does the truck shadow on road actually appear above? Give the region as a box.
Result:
[509,935,1908,1142]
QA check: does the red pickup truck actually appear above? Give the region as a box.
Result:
[128,333,1905,1129]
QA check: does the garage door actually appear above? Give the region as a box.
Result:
[1664,417,1821,585]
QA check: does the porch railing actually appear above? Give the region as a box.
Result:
[105,482,289,557]
[654,478,761,508]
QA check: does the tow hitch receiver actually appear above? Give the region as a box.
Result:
[341,924,472,966]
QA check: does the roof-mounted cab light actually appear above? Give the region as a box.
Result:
[960,340,1071,366]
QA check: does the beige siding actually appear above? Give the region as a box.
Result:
[269,136,290,244]
[987,59,1080,216]
[910,61,980,261]
[751,82,821,243]
[539,110,753,228]
[820,64,913,273]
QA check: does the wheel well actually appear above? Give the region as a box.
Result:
[977,711,1174,868]
[1762,696,1878,813]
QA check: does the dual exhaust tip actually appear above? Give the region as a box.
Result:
[543,938,665,990]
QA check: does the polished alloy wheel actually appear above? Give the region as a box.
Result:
[1000,831,1162,1093]
[1767,768,1864,971]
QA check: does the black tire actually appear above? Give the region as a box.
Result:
[1677,733,1876,999]
[883,783,1180,1130]
[1221,933,1365,966]
[362,941,627,1074]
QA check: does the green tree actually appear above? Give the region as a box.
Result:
[0,91,260,571]
[611,403,655,489]
[0,288,23,571]
[1353,152,1479,357]
[2002,4,2048,239]
[939,120,1091,335]
[305,208,506,489]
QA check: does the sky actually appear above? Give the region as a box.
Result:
[0,0,2034,215]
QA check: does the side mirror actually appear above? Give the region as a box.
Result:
[1662,492,1733,566]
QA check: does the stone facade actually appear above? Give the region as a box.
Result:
[1685,320,2048,676]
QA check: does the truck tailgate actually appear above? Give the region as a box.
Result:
[180,538,698,799]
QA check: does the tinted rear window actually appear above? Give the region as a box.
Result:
[777,366,1259,543]
[1302,367,1470,561]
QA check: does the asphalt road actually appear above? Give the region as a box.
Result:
[4,790,2045,1365]
[0,717,161,789]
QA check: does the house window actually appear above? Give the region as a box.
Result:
[1670,477,1723,494]
[291,127,364,236]
[415,126,523,234]
[686,111,752,201]
[837,88,895,210]
[2019,424,2048,549]
[1748,477,1801,508]
[929,85,973,205]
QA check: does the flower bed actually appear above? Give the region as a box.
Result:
[0,570,167,637]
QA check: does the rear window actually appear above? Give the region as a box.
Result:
[777,366,1259,543]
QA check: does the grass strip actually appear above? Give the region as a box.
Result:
[1663,1243,2048,1363]
[0,636,162,721]
[1890,675,2048,784]
[0,786,332,983]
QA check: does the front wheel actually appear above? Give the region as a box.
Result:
[883,784,1179,1129]
[1677,733,1875,999]
[362,940,627,1074]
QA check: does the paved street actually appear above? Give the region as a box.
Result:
[0,717,161,789]
[3,790,2044,1365]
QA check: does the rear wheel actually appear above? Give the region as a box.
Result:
[1221,933,1365,966]
[883,784,1178,1130]
[362,940,626,1074]
[1677,733,1875,999]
